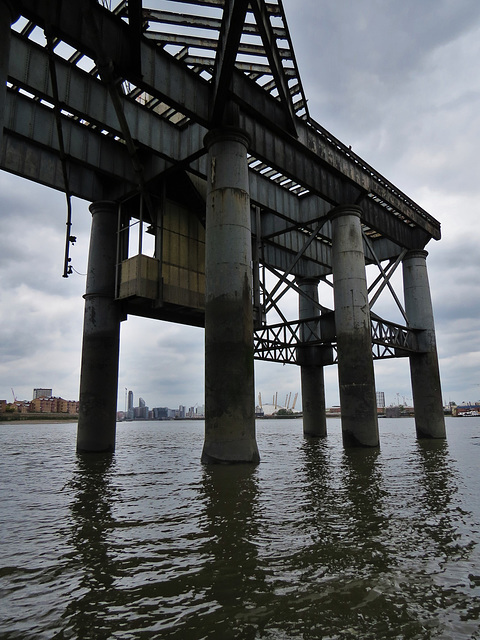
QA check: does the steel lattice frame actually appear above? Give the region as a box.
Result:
[6,0,442,364]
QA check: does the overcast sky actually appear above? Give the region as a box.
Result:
[2,0,480,411]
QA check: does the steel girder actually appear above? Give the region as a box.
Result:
[13,0,440,250]
[8,33,205,173]
[6,28,418,273]
[210,0,251,126]
[4,0,444,365]
[3,90,171,198]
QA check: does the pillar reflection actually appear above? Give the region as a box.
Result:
[63,454,118,639]
[415,439,460,556]
[193,465,269,639]
[340,448,388,552]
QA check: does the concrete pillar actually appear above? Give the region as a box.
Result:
[77,202,121,453]
[403,250,446,439]
[202,128,260,464]
[331,205,379,447]
[298,277,327,437]
[0,1,19,152]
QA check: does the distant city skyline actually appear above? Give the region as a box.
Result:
[2,385,473,411]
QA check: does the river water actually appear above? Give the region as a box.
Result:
[1,417,479,639]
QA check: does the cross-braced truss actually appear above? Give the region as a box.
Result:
[253,314,418,365]
[252,254,420,365]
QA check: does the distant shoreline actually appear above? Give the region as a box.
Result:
[0,414,78,424]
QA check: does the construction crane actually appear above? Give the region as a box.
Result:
[11,388,16,402]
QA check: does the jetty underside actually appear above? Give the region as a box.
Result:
[3,0,446,459]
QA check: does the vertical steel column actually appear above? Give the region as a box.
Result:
[0,1,18,151]
[298,277,327,437]
[403,250,446,438]
[202,128,260,464]
[77,202,121,453]
[331,205,379,447]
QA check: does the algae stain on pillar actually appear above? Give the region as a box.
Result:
[77,202,121,454]
[403,250,446,439]
[202,128,260,464]
[331,206,379,448]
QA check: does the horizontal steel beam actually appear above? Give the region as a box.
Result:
[243,113,434,247]
[2,91,175,200]
[156,0,282,16]
[4,92,137,182]
[144,8,286,38]
[145,31,291,58]
[9,33,206,166]
[1,130,107,200]
[15,0,440,244]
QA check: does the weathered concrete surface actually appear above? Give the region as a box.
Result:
[331,206,379,447]
[403,250,446,439]
[298,277,327,437]
[202,128,260,464]
[77,201,121,453]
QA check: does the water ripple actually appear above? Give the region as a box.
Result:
[1,418,480,638]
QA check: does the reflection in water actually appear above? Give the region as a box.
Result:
[338,447,390,572]
[181,465,268,640]
[300,438,349,575]
[296,441,411,637]
[410,440,480,634]
[336,447,427,636]
[62,453,119,639]
[3,419,480,639]
[295,437,478,638]
[202,465,260,603]
[416,439,459,552]
[300,441,389,576]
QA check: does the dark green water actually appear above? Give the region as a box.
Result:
[1,417,479,639]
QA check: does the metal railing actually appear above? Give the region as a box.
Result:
[254,315,419,364]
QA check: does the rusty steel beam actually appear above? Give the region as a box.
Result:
[210,0,250,126]
[249,0,297,135]
[8,33,206,166]
[144,8,286,38]
[2,91,171,200]
[15,0,440,245]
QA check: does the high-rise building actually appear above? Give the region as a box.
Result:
[134,402,148,419]
[33,388,52,399]
[126,390,134,420]
[376,392,385,409]
[153,407,169,419]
